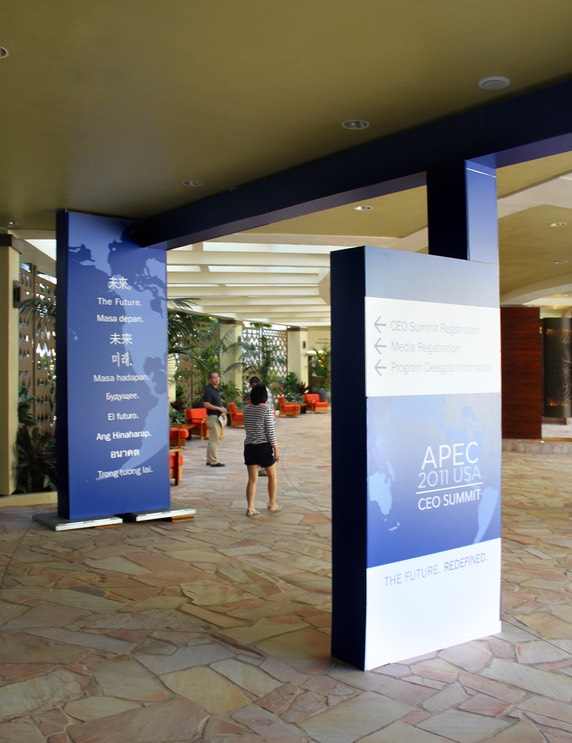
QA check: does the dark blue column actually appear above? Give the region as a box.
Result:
[427,159,498,265]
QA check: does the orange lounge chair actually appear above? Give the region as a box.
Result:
[303,393,329,413]
[184,407,209,440]
[169,449,184,485]
[228,402,244,427]
[278,395,301,417]
[169,426,190,447]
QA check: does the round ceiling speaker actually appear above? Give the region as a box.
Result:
[478,76,511,91]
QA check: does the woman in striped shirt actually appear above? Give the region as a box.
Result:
[243,383,281,517]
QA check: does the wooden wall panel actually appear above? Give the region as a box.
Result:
[501,307,542,439]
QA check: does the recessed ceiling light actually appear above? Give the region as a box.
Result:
[553,259,568,265]
[342,119,370,130]
[354,205,373,211]
[0,47,9,60]
[478,76,511,91]
[549,222,568,228]
[7,220,20,226]
[182,179,203,187]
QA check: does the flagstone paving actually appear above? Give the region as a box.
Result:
[0,414,571,741]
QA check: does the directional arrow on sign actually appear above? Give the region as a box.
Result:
[374,337,387,354]
[375,359,387,375]
[374,316,386,332]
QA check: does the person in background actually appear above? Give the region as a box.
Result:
[243,383,281,516]
[249,376,274,477]
[248,375,274,412]
[202,371,226,467]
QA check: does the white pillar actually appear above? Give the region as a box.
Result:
[220,320,243,389]
[287,327,308,385]
[0,236,21,495]
[167,354,177,403]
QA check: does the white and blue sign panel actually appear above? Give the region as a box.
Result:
[364,249,501,668]
[330,246,501,670]
[56,211,170,519]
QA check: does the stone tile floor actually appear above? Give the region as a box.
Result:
[0,413,571,742]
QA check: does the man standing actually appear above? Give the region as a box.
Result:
[203,371,226,467]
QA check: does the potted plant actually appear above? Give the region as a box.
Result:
[309,347,331,402]
[15,387,57,493]
[281,371,303,403]
[169,408,185,425]
[219,380,242,405]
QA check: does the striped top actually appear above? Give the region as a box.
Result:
[243,404,277,446]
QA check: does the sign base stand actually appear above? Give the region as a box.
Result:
[122,508,196,522]
[33,512,123,531]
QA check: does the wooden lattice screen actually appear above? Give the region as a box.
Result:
[19,264,56,431]
[241,325,288,383]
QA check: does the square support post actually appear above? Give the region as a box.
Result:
[0,236,21,495]
[427,158,499,265]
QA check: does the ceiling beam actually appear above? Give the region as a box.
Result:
[207,233,396,248]
[248,314,330,321]
[165,272,321,284]
[202,310,330,319]
[167,285,320,297]
[136,80,572,249]
[167,251,330,268]
[191,297,327,307]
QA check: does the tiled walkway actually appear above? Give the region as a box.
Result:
[1,414,571,742]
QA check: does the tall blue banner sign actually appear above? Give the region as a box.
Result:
[331,246,501,670]
[56,211,170,519]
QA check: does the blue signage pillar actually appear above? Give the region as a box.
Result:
[331,160,501,670]
[55,212,170,520]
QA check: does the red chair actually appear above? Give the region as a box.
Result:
[184,408,209,440]
[169,449,184,485]
[278,395,301,417]
[228,402,244,427]
[304,393,329,413]
[170,426,190,447]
